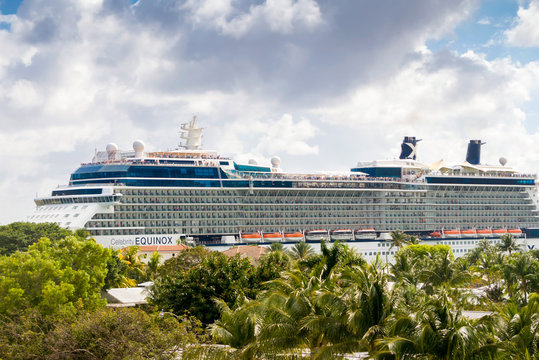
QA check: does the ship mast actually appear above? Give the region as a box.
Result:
[179,115,203,150]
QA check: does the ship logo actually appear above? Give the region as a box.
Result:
[404,142,417,159]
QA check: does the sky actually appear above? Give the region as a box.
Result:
[2,0,539,224]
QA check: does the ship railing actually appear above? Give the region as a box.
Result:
[429,171,536,178]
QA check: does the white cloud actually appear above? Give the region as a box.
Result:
[505,0,539,46]
[313,50,539,170]
[477,18,490,25]
[183,0,322,37]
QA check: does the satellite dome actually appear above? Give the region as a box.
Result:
[133,140,145,157]
[499,157,507,166]
[271,156,281,168]
[106,143,118,154]
[248,159,258,165]
[133,140,145,152]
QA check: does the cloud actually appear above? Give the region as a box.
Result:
[477,18,490,25]
[312,49,539,170]
[505,0,539,46]
[182,0,323,37]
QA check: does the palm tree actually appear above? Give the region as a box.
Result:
[145,251,161,281]
[210,298,261,358]
[386,230,410,264]
[257,268,327,359]
[268,242,284,252]
[495,293,539,359]
[407,235,421,245]
[183,297,263,360]
[376,292,498,360]
[498,234,520,255]
[504,253,535,304]
[290,241,314,260]
[119,246,146,283]
[419,248,471,295]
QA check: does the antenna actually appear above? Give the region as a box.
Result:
[178,115,203,150]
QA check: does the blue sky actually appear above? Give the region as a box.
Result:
[2,0,539,224]
[430,0,539,65]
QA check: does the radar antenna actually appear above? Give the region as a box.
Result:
[179,115,203,150]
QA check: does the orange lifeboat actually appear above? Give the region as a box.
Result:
[477,229,493,238]
[240,232,262,243]
[283,231,304,242]
[444,229,461,238]
[429,231,442,238]
[492,229,507,237]
[507,228,523,237]
[263,232,283,242]
[460,229,477,238]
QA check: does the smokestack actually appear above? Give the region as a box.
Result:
[399,136,422,160]
[465,140,485,165]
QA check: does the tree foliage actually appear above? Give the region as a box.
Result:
[0,307,204,360]
[150,251,259,324]
[0,236,111,318]
[0,222,74,256]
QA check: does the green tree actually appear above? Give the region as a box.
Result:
[202,298,262,359]
[256,250,291,283]
[302,240,365,279]
[0,236,111,318]
[158,246,211,277]
[387,230,410,255]
[0,222,73,256]
[503,252,536,304]
[377,293,497,360]
[290,241,315,260]
[103,249,134,289]
[146,251,162,281]
[268,242,284,252]
[496,293,539,359]
[0,307,203,360]
[119,246,147,283]
[256,268,328,359]
[150,252,259,324]
[497,234,520,255]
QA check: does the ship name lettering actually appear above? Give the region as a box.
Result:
[111,238,134,246]
[135,236,174,246]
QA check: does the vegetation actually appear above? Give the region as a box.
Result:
[0,222,74,255]
[1,224,539,359]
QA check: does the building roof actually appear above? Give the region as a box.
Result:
[222,245,268,263]
[137,244,189,252]
[104,287,149,307]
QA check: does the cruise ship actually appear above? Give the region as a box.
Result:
[29,117,539,259]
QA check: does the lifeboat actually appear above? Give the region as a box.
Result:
[429,231,442,238]
[507,228,523,237]
[460,229,477,238]
[355,228,377,240]
[240,232,262,243]
[477,229,493,238]
[304,229,329,241]
[443,229,461,238]
[283,231,304,242]
[492,229,507,237]
[330,229,353,241]
[262,232,283,242]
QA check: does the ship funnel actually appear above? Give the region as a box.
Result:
[465,140,485,165]
[399,136,422,160]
